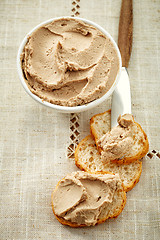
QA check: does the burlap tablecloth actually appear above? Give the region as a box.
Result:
[0,0,160,239]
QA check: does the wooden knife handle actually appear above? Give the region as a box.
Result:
[118,0,133,68]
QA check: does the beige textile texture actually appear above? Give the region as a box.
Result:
[0,0,160,239]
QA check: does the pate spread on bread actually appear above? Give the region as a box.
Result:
[52,110,149,227]
[52,171,126,227]
[91,112,149,164]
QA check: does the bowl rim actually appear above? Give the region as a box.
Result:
[17,16,122,113]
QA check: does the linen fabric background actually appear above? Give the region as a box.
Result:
[0,0,160,239]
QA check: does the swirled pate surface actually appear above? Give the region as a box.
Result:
[22,18,119,106]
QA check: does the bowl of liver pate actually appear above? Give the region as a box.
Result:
[17,17,122,113]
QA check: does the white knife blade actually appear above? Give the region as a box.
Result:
[111,67,131,129]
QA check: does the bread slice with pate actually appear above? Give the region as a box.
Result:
[51,171,126,227]
[90,110,149,164]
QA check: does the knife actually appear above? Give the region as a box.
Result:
[111,0,133,129]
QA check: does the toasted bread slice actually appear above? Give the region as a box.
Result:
[90,110,149,164]
[75,135,142,192]
[51,171,126,227]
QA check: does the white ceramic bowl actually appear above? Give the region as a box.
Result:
[17,16,122,113]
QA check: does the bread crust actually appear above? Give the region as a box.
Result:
[51,172,126,227]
